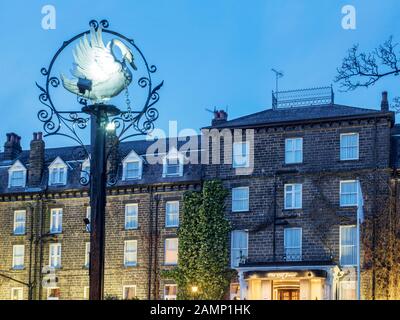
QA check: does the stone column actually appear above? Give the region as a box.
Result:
[238,271,248,300]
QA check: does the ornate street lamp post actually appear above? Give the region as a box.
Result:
[36,19,163,300]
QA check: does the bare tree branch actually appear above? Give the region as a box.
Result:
[335,36,400,91]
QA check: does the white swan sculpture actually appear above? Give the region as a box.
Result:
[61,26,137,103]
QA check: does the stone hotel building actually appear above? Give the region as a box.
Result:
[0,88,399,300]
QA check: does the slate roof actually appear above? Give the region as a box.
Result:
[0,136,203,194]
[205,104,393,129]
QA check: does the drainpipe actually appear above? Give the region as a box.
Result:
[272,174,277,261]
[27,203,35,300]
[152,194,161,299]
[147,187,154,300]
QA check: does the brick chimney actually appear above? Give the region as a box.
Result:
[381,91,389,112]
[4,133,22,160]
[28,132,45,186]
[212,110,228,126]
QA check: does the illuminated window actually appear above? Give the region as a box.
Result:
[285,138,303,164]
[166,201,179,227]
[49,243,61,268]
[124,240,137,266]
[284,184,302,209]
[13,210,26,235]
[12,245,25,269]
[164,238,178,265]
[340,133,359,160]
[233,141,250,168]
[164,284,177,300]
[11,288,23,300]
[340,181,358,206]
[125,204,138,230]
[339,281,356,300]
[123,285,137,300]
[47,288,60,300]
[83,286,89,300]
[232,187,249,212]
[85,242,90,268]
[231,231,248,268]
[284,228,302,261]
[340,226,357,266]
[50,208,63,234]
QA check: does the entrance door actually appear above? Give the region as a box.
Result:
[278,289,300,300]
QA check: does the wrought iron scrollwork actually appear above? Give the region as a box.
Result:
[36,19,163,186]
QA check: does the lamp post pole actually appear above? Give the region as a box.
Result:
[85,104,120,300]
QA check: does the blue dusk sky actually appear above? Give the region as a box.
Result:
[0,0,399,149]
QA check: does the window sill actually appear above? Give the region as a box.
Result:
[283,162,303,166]
[12,233,26,236]
[339,159,359,162]
[11,267,25,271]
[124,227,139,231]
[124,264,138,268]
[165,225,179,228]
[231,210,250,214]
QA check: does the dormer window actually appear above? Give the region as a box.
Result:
[81,158,90,183]
[8,160,27,188]
[48,157,68,186]
[122,150,143,180]
[163,149,184,178]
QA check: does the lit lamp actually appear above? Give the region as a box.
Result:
[191,286,198,294]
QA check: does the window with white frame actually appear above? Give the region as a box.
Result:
[163,150,183,177]
[232,187,249,212]
[164,238,178,265]
[123,285,137,300]
[124,240,137,267]
[85,242,90,268]
[11,288,23,300]
[166,201,179,227]
[8,160,27,188]
[85,206,91,232]
[48,157,68,185]
[125,204,138,230]
[340,180,358,207]
[339,280,356,300]
[81,158,90,183]
[284,228,302,261]
[47,288,60,300]
[50,208,63,234]
[284,184,302,209]
[340,226,357,266]
[122,150,143,180]
[12,245,24,269]
[83,286,89,300]
[233,141,250,168]
[340,133,359,161]
[231,230,248,268]
[13,210,26,235]
[164,284,177,300]
[285,138,303,164]
[49,243,61,268]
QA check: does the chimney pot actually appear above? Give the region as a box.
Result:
[3,133,22,160]
[211,109,228,126]
[381,91,389,112]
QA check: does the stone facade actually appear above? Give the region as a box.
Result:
[0,92,398,300]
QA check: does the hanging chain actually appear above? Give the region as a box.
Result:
[122,63,133,120]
